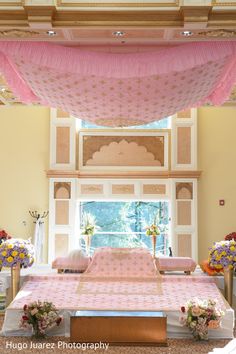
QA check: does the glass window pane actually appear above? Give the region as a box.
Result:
[80,201,170,256]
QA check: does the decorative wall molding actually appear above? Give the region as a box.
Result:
[79,131,169,172]
[46,169,202,179]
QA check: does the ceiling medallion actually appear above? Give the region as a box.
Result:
[197,29,236,38]
[0,29,40,38]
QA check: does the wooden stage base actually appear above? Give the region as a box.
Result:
[70,311,167,346]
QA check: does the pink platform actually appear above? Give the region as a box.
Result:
[8,274,227,312]
[1,248,234,338]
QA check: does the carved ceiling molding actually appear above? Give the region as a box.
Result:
[197,29,236,37]
[0,2,235,28]
[0,29,40,38]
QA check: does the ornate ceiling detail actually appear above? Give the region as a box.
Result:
[0,1,235,29]
[197,29,236,38]
[0,29,40,38]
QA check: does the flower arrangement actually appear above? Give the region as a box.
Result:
[0,230,12,245]
[225,232,236,241]
[0,238,34,269]
[81,212,98,236]
[20,301,62,339]
[208,240,236,271]
[145,213,161,238]
[145,224,160,237]
[180,298,224,340]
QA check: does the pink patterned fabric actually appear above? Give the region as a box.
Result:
[85,247,157,276]
[9,275,227,311]
[52,256,90,271]
[0,42,236,126]
[156,256,197,272]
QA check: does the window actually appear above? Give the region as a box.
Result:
[79,201,170,255]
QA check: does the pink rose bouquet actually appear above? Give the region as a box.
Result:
[20,300,62,339]
[180,298,224,340]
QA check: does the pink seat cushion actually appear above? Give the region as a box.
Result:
[156,256,197,272]
[52,250,90,271]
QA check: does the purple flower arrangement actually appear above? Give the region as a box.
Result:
[208,240,236,270]
[0,238,34,268]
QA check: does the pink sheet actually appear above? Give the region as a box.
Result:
[85,247,157,276]
[0,42,236,126]
[9,275,227,312]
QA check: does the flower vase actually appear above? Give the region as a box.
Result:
[224,267,233,306]
[152,235,157,258]
[11,263,20,301]
[32,324,46,340]
[84,234,92,256]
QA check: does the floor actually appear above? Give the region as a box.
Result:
[0,317,233,354]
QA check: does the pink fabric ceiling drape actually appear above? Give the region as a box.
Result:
[0,41,236,126]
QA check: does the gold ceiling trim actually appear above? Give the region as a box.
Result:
[57,0,179,8]
[0,0,23,6]
[212,0,236,5]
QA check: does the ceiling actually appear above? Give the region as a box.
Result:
[0,0,236,106]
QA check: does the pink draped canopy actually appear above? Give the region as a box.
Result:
[0,41,236,126]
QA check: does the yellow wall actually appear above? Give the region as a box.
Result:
[0,105,235,263]
[0,106,50,261]
[198,106,236,261]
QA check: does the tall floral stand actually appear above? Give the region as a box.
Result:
[84,234,92,256]
[224,267,233,306]
[152,235,157,258]
[11,263,21,301]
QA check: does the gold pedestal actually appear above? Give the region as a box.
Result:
[152,235,157,258]
[11,263,21,301]
[85,234,92,256]
[224,267,233,306]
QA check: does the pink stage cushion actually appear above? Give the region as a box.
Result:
[85,247,157,277]
[52,249,90,271]
[156,256,197,273]
[0,42,236,126]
